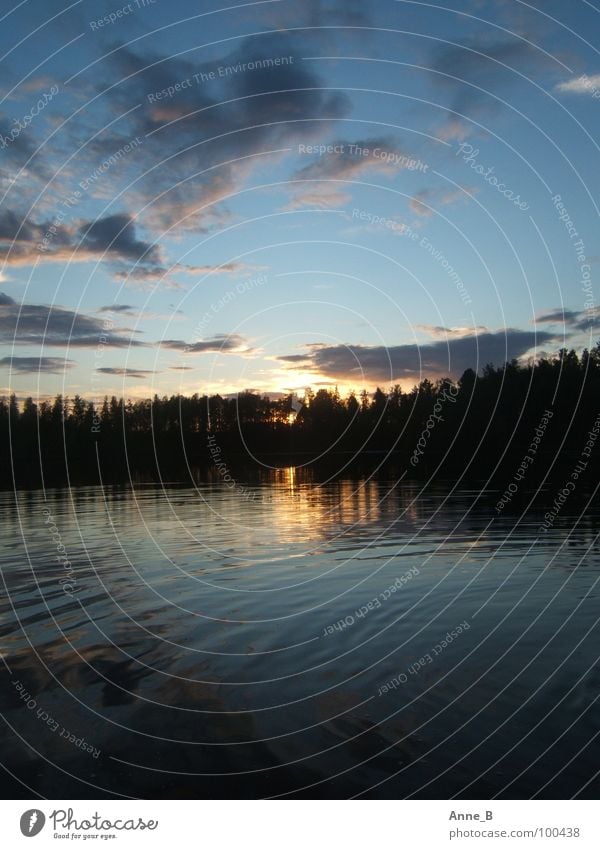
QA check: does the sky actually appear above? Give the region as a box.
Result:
[0,0,598,401]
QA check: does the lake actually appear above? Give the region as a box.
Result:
[1,472,599,798]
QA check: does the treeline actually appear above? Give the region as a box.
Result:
[2,344,600,487]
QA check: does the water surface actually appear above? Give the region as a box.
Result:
[1,473,599,798]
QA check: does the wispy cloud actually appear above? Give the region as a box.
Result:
[416,324,489,340]
[287,137,422,208]
[409,186,476,217]
[161,334,250,354]
[96,367,156,379]
[0,355,75,374]
[286,185,352,210]
[111,260,253,289]
[555,74,600,94]
[535,307,598,331]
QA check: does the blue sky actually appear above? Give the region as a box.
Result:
[0,0,598,400]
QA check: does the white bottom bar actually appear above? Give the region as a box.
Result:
[0,800,598,848]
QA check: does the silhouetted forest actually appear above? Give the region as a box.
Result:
[2,344,600,489]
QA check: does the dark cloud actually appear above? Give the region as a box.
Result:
[0,296,146,348]
[260,0,371,29]
[111,260,251,290]
[111,266,178,285]
[0,209,57,243]
[0,355,75,374]
[0,209,161,274]
[99,304,135,313]
[78,214,162,264]
[278,353,309,363]
[0,113,39,173]
[278,329,559,382]
[96,367,156,379]
[430,38,563,138]
[536,308,581,324]
[0,209,72,262]
[536,306,598,332]
[0,295,253,357]
[479,0,568,39]
[433,39,542,85]
[162,334,248,354]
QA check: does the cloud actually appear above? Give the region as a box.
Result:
[278,353,309,363]
[0,208,68,248]
[429,38,562,138]
[1,33,353,262]
[77,213,161,264]
[416,324,489,339]
[535,307,598,332]
[409,186,476,217]
[110,266,187,290]
[179,261,254,277]
[340,209,411,237]
[483,0,565,38]
[0,294,146,348]
[436,118,472,143]
[93,36,351,231]
[295,138,409,180]
[285,185,351,210]
[277,328,559,382]
[410,194,433,218]
[161,333,249,354]
[259,0,371,30]
[535,308,580,324]
[0,210,162,275]
[96,367,156,379]
[0,355,75,374]
[18,76,58,94]
[0,113,39,174]
[0,208,241,287]
[287,137,422,208]
[99,304,135,313]
[555,74,600,95]
[111,260,252,289]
